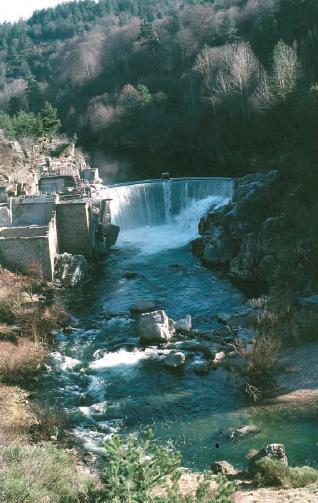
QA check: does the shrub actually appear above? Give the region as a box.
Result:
[237,297,285,401]
[0,443,89,502]
[87,431,235,503]
[19,303,69,343]
[0,336,46,383]
[252,458,318,488]
[31,401,68,441]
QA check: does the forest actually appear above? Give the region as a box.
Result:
[0,0,317,180]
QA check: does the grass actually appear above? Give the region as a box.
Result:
[252,458,318,488]
[0,442,89,503]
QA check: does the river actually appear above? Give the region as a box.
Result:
[41,178,318,470]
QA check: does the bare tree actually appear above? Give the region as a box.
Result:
[195,42,262,121]
[272,40,300,100]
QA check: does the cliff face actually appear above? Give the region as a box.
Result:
[192,170,312,291]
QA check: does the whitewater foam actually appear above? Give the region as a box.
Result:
[118,195,228,254]
[89,348,150,370]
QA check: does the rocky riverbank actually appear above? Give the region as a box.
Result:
[191,169,315,291]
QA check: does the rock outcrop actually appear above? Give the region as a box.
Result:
[192,171,285,285]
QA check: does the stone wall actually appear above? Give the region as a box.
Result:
[56,201,93,259]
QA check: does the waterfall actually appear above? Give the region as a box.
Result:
[99,178,234,254]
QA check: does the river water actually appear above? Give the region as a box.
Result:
[42,179,318,470]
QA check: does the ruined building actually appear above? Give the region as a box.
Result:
[0,142,119,281]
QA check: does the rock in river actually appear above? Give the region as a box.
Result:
[227,424,260,441]
[138,310,175,344]
[173,315,192,331]
[164,351,186,369]
[130,300,158,315]
[192,359,210,375]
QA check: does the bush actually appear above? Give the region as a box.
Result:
[19,302,69,344]
[31,401,68,441]
[252,458,318,488]
[87,431,235,503]
[0,443,89,502]
[0,340,42,382]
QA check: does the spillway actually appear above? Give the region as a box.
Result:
[106,177,234,231]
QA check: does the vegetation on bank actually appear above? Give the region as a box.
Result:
[0,432,235,503]
[0,443,88,503]
[0,267,68,384]
[251,458,318,489]
[85,430,235,503]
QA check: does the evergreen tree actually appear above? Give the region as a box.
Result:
[40,102,61,135]
[218,15,239,44]
[8,96,23,116]
[26,73,44,113]
[139,19,159,51]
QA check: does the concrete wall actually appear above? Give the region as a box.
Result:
[48,217,58,278]
[39,176,76,194]
[11,195,57,226]
[0,206,11,227]
[56,201,93,259]
[0,226,48,238]
[0,188,8,204]
[0,236,52,279]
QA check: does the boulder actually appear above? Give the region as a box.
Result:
[211,460,237,476]
[138,310,175,344]
[103,223,120,247]
[249,443,288,474]
[174,341,215,359]
[54,253,88,287]
[212,326,233,338]
[217,308,257,328]
[213,351,226,364]
[227,424,260,441]
[163,352,186,369]
[130,300,158,315]
[173,315,192,331]
[192,359,209,375]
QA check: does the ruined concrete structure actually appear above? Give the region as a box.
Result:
[0,193,118,279]
[0,141,119,280]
